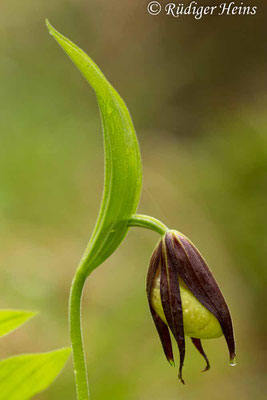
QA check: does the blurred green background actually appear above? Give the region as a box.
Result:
[0,1,266,399]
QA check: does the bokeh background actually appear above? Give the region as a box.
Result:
[0,1,266,399]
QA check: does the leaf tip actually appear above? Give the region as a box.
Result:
[56,347,72,361]
[45,19,56,37]
[45,18,51,29]
[25,310,39,320]
[17,310,39,324]
[0,309,38,338]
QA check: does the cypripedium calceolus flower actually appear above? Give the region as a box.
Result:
[147,230,236,384]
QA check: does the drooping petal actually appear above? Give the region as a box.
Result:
[161,237,185,384]
[146,241,174,366]
[149,305,175,366]
[191,337,210,372]
[167,231,236,364]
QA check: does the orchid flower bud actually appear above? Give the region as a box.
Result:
[146,230,236,384]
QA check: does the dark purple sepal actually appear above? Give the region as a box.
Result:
[168,231,236,364]
[146,241,162,295]
[161,235,185,384]
[149,305,175,366]
[146,241,175,366]
[191,337,210,372]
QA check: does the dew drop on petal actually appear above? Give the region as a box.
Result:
[230,356,237,366]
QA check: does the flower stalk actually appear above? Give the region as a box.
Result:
[128,214,169,236]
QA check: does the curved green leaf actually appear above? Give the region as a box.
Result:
[0,310,36,338]
[46,21,142,275]
[0,348,71,400]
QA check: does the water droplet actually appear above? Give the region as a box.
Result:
[230,356,237,366]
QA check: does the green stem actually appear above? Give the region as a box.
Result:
[69,268,90,400]
[128,214,169,236]
[69,214,167,400]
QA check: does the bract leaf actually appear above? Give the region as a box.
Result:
[46,20,142,275]
[0,348,71,400]
[0,310,36,338]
